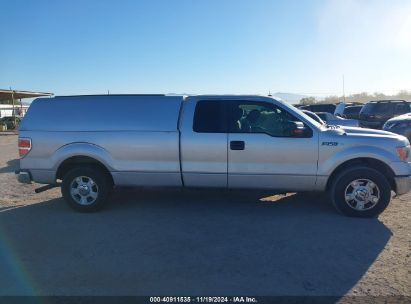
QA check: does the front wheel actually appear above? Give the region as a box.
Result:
[61,166,112,212]
[330,167,392,217]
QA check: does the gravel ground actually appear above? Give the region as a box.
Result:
[0,133,410,298]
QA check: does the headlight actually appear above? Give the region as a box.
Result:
[384,121,395,129]
[396,145,411,162]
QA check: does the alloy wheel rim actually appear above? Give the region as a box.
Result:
[70,176,99,205]
[344,178,380,211]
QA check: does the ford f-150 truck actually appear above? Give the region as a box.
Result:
[16,95,411,217]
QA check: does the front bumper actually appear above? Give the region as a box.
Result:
[15,170,32,184]
[394,176,411,196]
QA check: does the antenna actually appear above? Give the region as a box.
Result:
[268,91,272,97]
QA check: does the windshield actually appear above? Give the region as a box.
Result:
[274,98,323,129]
[303,111,325,124]
[316,113,328,121]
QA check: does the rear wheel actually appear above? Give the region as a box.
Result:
[61,166,112,212]
[330,166,391,217]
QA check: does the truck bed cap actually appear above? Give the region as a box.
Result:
[20,95,183,132]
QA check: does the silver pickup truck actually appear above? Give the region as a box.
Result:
[16,95,411,217]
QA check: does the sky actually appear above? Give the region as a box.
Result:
[1,0,411,97]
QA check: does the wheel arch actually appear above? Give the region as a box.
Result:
[56,155,112,179]
[326,157,396,191]
[56,155,114,185]
[51,142,114,181]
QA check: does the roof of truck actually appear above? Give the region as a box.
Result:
[53,94,272,97]
[55,94,167,98]
[50,94,275,101]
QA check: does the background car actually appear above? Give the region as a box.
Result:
[301,110,325,125]
[0,116,21,130]
[315,112,359,127]
[342,105,363,120]
[383,113,411,141]
[359,100,411,129]
[298,103,336,114]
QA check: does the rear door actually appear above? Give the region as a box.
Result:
[180,98,228,188]
[227,100,319,190]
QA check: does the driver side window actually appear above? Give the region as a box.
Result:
[228,101,310,137]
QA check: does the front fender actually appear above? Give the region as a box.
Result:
[318,145,397,176]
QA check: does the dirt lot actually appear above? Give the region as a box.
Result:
[0,133,410,297]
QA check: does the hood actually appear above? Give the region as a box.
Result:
[340,126,395,136]
[323,126,410,147]
[386,113,411,123]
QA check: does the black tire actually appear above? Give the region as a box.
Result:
[330,166,391,217]
[61,166,112,212]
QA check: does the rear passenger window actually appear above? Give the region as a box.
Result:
[193,101,226,133]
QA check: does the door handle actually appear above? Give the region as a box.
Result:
[230,141,245,150]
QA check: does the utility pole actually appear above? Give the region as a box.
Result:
[342,74,346,103]
[10,87,16,128]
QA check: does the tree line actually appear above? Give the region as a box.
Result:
[300,90,411,105]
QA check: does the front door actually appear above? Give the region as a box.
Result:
[227,100,319,191]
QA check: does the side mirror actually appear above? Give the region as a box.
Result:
[292,121,305,134]
[287,121,310,137]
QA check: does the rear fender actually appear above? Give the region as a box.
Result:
[52,142,114,176]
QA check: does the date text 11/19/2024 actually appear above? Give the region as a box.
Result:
[149,296,257,303]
